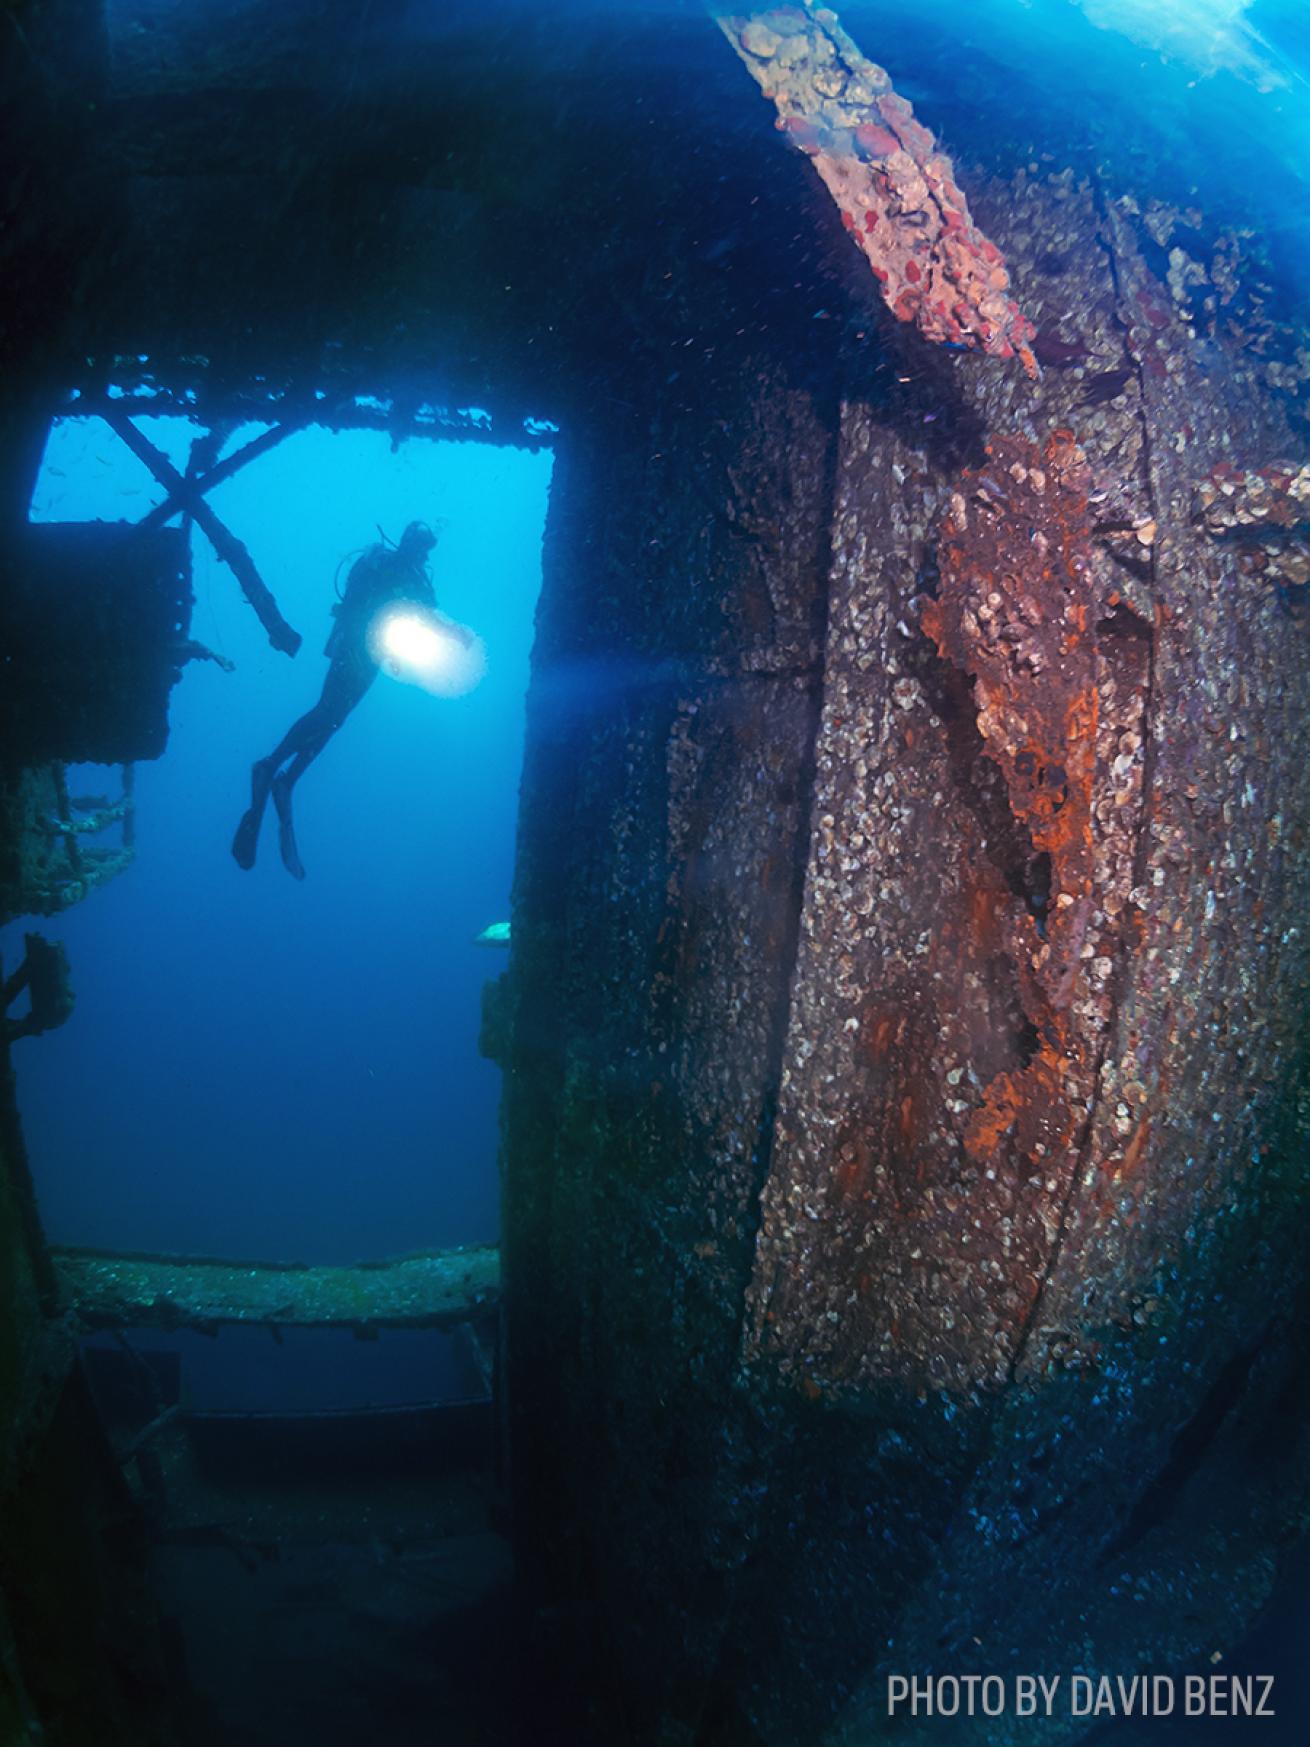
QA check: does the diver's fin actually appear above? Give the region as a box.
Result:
[231,808,261,870]
[231,758,276,870]
[271,773,306,881]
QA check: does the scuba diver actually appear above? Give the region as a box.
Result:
[232,520,445,879]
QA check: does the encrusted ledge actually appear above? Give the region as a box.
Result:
[53,1243,500,1335]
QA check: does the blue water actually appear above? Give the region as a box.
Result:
[6,418,551,1284]
[842,0,1310,285]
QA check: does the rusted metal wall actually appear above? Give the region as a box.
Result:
[732,171,1310,1745]
[504,332,841,1728]
[505,168,1310,1745]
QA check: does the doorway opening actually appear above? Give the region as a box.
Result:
[0,402,555,1745]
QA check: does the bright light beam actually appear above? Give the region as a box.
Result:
[1073,0,1299,90]
[368,604,486,697]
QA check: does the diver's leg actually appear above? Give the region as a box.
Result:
[269,664,374,879]
[231,753,280,870]
[269,744,325,881]
[267,726,334,882]
[270,773,306,880]
[230,674,352,871]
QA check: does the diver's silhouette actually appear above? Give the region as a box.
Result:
[232,521,439,878]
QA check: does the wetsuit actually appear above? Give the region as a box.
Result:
[232,538,437,878]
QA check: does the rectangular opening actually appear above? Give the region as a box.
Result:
[3,403,553,1413]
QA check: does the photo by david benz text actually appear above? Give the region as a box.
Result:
[886,1673,1276,1720]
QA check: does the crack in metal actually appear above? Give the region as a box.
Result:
[1002,190,1163,1389]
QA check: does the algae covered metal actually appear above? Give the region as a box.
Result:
[55,1243,500,1336]
[505,96,1310,1747]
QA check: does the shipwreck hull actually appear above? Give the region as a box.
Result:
[3,2,1310,1738]
[504,170,1310,1744]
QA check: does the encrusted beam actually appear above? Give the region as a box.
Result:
[103,410,302,656]
[132,419,303,535]
[54,1243,500,1336]
[716,3,1037,370]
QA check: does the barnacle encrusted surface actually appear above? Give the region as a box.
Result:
[508,161,1310,1746]
[719,4,1038,369]
[1197,460,1310,586]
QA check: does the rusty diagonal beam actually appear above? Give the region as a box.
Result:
[131,419,302,534]
[103,409,303,656]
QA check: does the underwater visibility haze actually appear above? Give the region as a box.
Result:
[3,1,1310,1744]
[12,421,551,1267]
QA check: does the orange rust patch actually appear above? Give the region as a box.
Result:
[963,1042,1073,1166]
[1117,1113,1152,1179]
[963,1067,1025,1158]
[926,432,1107,1179]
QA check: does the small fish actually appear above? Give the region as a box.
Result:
[1080,367,1135,407]
[1032,328,1095,368]
[473,921,510,948]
